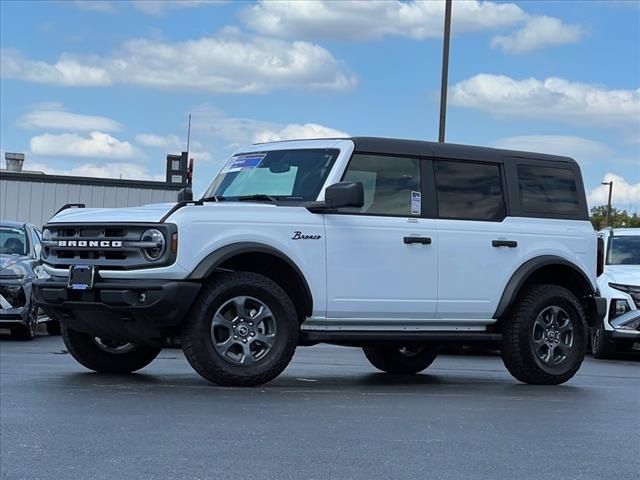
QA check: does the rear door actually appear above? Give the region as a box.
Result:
[433,159,525,321]
[324,153,438,325]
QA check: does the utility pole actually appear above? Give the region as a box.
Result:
[602,181,613,227]
[438,0,453,143]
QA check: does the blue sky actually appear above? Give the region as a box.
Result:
[1,0,638,209]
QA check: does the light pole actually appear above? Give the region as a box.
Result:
[438,0,452,143]
[601,181,613,227]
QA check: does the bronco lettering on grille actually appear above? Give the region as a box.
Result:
[57,240,123,248]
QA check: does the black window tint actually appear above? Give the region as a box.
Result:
[518,165,579,214]
[434,161,505,220]
[341,154,421,216]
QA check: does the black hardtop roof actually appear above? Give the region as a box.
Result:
[351,136,577,165]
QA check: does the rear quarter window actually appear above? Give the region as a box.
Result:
[517,165,580,215]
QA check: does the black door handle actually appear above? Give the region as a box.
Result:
[404,236,432,245]
[492,240,518,248]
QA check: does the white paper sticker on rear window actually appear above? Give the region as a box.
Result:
[411,191,422,215]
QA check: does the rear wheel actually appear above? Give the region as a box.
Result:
[62,327,161,373]
[363,345,439,374]
[501,284,587,385]
[182,272,298,386]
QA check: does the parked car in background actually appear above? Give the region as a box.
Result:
[0,220,43,339]
[593,228,640,357]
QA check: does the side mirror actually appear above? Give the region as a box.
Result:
[178,186,193,202]
[325,181,364,209]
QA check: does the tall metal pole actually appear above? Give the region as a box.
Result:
[186,114,192,155]
[602,181,613,227]
[438,0,453,143]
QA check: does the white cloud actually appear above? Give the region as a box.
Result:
[450,74,640,127]
[189,105,348,147]
[135,133,212,163]
[588,173,640,210]
[253,123,349,143]
[72,1,116,13]
[494,135,611,162]
[131,0,219,16]
[0,49,112,86]
[26,161,163,181]
[30,132,136,160]
[0,30,355,93]
[135,133,183,149]
[18,105,122,132]
[242,0,526,41]
[491,16,583,54]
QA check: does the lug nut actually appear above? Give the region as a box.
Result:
[242,339,247,343]
[234,336,238,340]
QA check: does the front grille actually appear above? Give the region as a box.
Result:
[42,223,176,270]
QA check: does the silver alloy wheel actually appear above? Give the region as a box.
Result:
[210,295,276,365]
[93,337,137,354]
[531,305,575,367]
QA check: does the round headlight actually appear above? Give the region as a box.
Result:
[141,228,165,261]
[42,229,52,241]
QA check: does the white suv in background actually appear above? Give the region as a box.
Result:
[593,228,640,357]
[34,137,606,386]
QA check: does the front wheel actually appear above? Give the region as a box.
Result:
[62,327,161,373]
[181,272,298,386]
[363,345,439,374]
[12,300,38,341]
[501,284,587,385]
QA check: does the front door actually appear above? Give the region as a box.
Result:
[324,153,438,327]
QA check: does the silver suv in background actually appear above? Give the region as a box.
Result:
[0,220,43,340]
[593,228,640,357]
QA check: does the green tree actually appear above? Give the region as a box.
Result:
[590,205,640,230]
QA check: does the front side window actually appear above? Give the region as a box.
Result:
[204,149,339,201]
[607,236,640,265]
[518,165,580,215]
[434,160,505,221]
[340,154,421,216]
[0,226,27,256]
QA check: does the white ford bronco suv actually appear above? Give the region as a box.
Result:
[33,137,606,386]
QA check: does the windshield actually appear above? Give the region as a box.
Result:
[0,226,27,255]
[204,149,340,201]
[607,235,640,265]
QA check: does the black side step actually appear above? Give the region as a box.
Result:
[299,330,502,347]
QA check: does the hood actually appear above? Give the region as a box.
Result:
[0,254,31,276]
[48,203,177,224]
[605,265,640,287]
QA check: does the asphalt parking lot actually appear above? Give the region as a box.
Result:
[1,334,638,480]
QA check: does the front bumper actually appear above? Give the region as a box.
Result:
[607,310,640,343]
[33,275,201,344]
[0,280,29,327]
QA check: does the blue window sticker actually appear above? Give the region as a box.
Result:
[221,154,266,173]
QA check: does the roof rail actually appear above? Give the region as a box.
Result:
[54,203,85,216]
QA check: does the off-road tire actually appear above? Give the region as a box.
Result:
[62,327,161,373]
[181,272,298,387]
[363,345,439,374]
[501,284,587,385]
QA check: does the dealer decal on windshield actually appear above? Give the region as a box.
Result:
[221,154,266,174]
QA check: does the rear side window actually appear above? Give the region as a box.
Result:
[434,160,505,221]
[518,165,579,215]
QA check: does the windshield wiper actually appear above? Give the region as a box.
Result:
[236,194,279,203]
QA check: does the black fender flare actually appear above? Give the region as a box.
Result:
[494,255,596,319]
[187,242,313,315]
